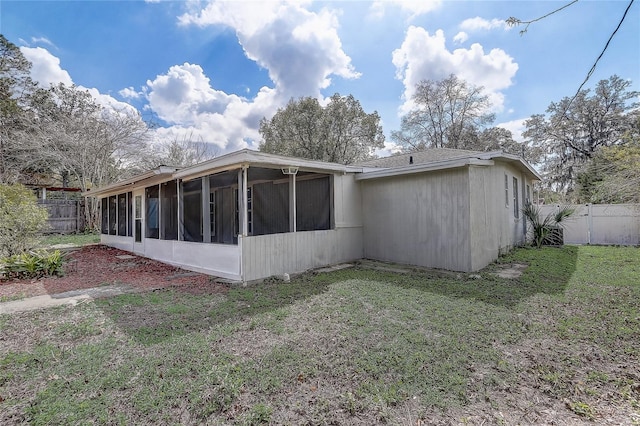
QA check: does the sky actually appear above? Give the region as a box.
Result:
[1,0,639,157]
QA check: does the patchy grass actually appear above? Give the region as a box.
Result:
[1,245,639,424]
[39,233,100,247]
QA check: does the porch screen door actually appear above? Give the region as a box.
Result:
[134,195,143,242]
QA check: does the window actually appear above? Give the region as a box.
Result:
[513,177,519,218]
[127,192,133,237]
[526,184,531,205]
[182,178,203,242]
[145,185,159,239]
[109,196,117,235]
[210,190,216,238]
[161,180,178,240]
[504,174,509,207]
[117,194,127,236]
[101,198,108,234]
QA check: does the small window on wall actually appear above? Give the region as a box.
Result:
[146,185,159,239]
[526,184,531,205]
[513,177,519,218]
[504,174,509,207]
[101,198,108,234]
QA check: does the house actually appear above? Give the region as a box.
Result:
[86,148,540,282]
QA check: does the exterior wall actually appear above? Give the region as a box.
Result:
[361,168,473,272]
[101,234,134,252]
[467,166,499,270]
[100,235,242,280]
[468,161,530,269]
[241,228,363,281]
[333,174,362,228]
[539,203,640,245]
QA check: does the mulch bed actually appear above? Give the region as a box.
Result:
[0,245,227,300]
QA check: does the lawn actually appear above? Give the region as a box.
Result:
[39,233,101,247]
[1,246,639,425]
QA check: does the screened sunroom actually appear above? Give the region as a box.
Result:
[92,150,364,282]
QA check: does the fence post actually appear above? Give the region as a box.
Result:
[587,203,593,245]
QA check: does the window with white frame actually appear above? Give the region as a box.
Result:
[513,177,519,218]
[504,174,509,207]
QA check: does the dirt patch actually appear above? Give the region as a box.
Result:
[0,244,226,300]
[494,262,529,279]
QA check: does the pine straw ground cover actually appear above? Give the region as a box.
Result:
[1,246,639,425]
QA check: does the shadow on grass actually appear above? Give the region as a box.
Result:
[93,276,334,345]
[372,245,579,309]
[94,246,579,345]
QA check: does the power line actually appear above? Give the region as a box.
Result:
[564,0,636,113]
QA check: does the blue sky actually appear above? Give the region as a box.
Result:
[2,0,638,156]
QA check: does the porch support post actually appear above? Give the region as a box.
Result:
[241,166,248,237]
[202,176,211,243]
[289,174,296,232]
[177,179,183,241]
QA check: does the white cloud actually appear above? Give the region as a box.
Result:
[370,0,442,19]
[20,46,138,115]
[119,87,143,99]
[20,47,73,87]
[460,17,510,32]
[146,63,244,125]
[392,26,518,114]
[179,0,359,99]
[30,37,55,47]
[453,31,468,44]
[144,63,281,151]
[496,118,527,142]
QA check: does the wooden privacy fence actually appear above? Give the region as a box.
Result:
[38,199,86,234]
[538,204,640,246]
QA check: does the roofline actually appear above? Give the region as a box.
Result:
[84,150,363,197]
[355,158,495,180]
[479,151,542,181]
[82,166,178,197]
[174,149,362,180]
[355,151,542,182]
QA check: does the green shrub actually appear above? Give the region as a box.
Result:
[0,250,66,280]
[0,184,49,257]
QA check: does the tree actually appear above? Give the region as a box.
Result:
[259,93,384,165]
[576,131,640,203]
[523,75,638,195]
[0,35,38,183]
[0,183,48,257]
[391,74,495,151]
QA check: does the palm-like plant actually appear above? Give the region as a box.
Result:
[522,203,575,248]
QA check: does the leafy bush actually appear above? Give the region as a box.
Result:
[0,184,49,257]
[0,250,66,280]
[522,203,575,248]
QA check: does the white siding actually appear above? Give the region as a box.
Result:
[101,234,134,252]
[361,168,473,271]
[102,236,242,280]
[241,228,363,282]
[468,162,530,269]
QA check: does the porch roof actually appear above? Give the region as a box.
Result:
[84,150,363,197]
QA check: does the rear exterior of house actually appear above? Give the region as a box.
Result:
[357,149,538,272]
[88,148,540,281]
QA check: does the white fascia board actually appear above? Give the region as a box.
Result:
[355,158,494,181]
[480,151,542,181]
[174,149,362,181]
[82,167,178,198]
